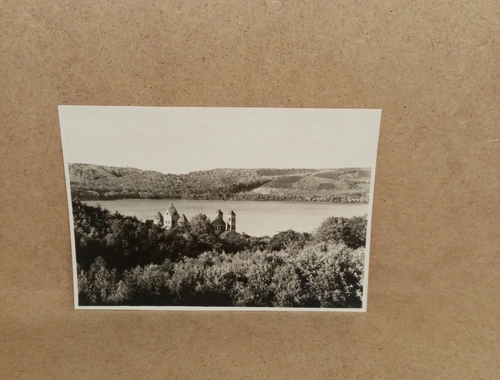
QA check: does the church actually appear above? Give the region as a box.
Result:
[211,209,236,235]
[153,203,236,235]
[153,203,188,229]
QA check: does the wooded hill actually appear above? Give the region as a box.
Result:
[68,163,371,203]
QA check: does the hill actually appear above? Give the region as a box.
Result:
[68,163,371,203]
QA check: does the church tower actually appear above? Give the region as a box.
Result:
[154,211,164,226]
[213,209,223,221]
[164,203,180,229]
[212,209,226,234]
[226,210,236,231]
[178,213,189,227]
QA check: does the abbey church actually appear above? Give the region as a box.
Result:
[211,209,236,234]
[153,203,236,235]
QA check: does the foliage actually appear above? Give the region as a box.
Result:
[77,258,127,305]
[315,215,367,249]
[268,230,312,252]
[74,201,368,308]
[77,243,364,308]
[72,199,175,271]
[189,213,214,237]
[122,262,173,305]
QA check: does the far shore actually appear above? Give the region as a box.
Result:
[81,197,370,205]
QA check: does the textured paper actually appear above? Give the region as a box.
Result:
[1,1,499,379]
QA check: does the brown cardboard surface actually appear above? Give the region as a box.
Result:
[1,1,499,379]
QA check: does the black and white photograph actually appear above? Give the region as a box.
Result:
[59,106,381,311]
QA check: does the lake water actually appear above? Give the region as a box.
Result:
[85,199,369,237]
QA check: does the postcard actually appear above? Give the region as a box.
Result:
[58,106,381,311]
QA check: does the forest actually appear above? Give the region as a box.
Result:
[73,199,368,308]
[69,164,371,203]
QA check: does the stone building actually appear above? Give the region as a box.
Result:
[226,210,236,231]
[154,203,187,230]
[211,209,237,235]
[154,203,236,234]
[211,209,226,234]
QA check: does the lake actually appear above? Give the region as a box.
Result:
[85,199,369,237]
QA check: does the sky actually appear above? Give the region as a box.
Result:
[58,106,381,174]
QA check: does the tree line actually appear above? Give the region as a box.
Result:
[71,189,369,203]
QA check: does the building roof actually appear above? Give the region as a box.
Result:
[220,230,238,239]
[211,219,226,226]
[166,203,178,215]
[230,210,236,215]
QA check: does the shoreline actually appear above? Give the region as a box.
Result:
[81,197,370,205]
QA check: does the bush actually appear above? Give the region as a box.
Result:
[72,199,175,271]
[292,244,364,307]
[268,230,312,252]
[77,258,128,305]
[123,262,173,305]
[315,215,367,249]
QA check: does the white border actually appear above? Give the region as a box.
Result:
[58,106,80,310]
[360,109,382,313]
[58,106,381,313]
[75,305,368,312]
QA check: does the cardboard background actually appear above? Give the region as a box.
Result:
[1,1,499,379]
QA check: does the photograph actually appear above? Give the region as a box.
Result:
[58,106,381,311]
